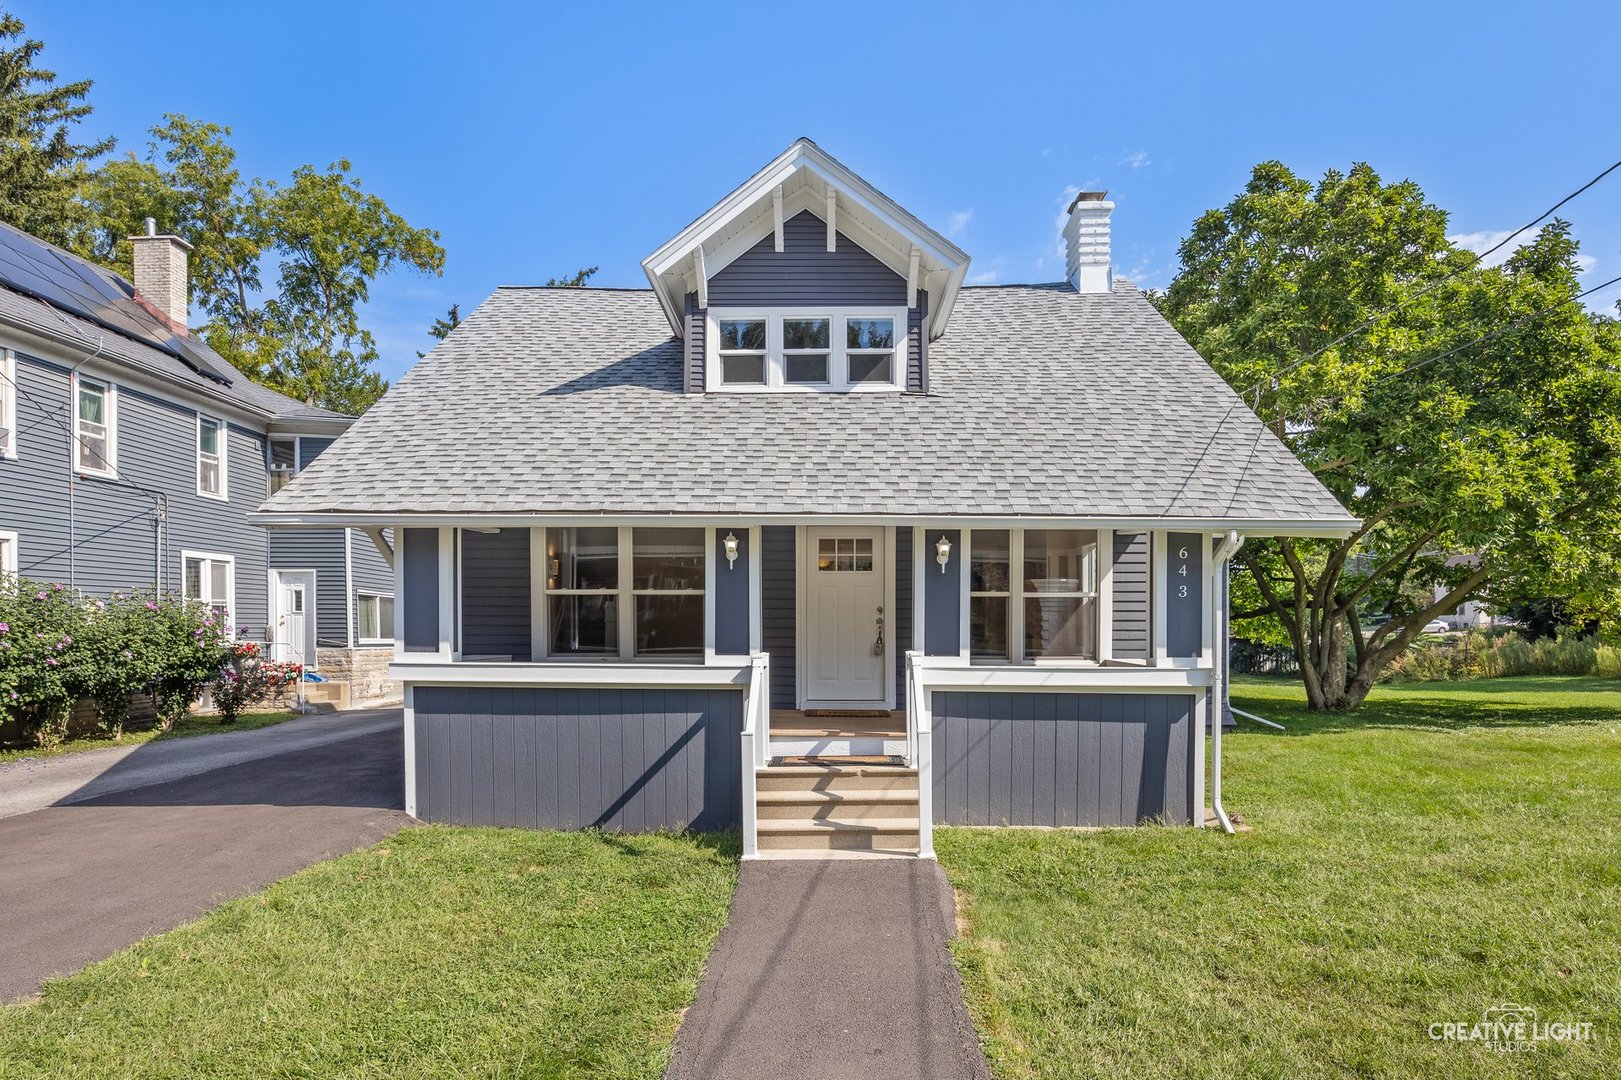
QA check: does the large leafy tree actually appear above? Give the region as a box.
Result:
[0,12,112,246]
[1157,162,1621,709]
[81,119,443,412]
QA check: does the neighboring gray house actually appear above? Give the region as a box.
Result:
[255,140,1357,856]
[0,220,396,706]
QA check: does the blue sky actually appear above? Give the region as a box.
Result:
[19,0,1621,383]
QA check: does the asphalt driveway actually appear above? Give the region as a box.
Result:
[0,714,408,1002]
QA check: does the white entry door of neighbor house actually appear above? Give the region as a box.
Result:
[802,527,888,708]
[273,570,315,667]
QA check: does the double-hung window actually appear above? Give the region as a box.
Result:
[0,349,15,459]
[708,309,905,391]
[357,592,395,645]
[74,376,115,476]
[268,437,297,494]
[197,414,227,498]
[969,529,1099,662]
[543,526,706,659]
[183,552,235,632]
[0,530,17,576]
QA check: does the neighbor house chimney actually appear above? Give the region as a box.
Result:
[129,217,192,332]
[1064,191,1113,294]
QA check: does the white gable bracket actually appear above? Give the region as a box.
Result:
[362,527,394,567]
[826,189,837,252]
[773,186,784,253]
[907,247,921,309]
[693,246,708,309]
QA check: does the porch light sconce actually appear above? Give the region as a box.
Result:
[723,531,740,569]
[935,534,952,574]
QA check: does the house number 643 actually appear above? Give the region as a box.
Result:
[1176,544,1190,598]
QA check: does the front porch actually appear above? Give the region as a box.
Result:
[378,518,1229,854]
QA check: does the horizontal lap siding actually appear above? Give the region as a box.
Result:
[1111,531,1151,660]
[931,691,1195,826]
[708,210,906,307]
[762,525,796,709]
[460,527,531,658]
[269,530,349,646]
[412,686,744,831]
[684,292,705,394]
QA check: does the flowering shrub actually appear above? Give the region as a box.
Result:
[0,576,232,747]
[211,641,303,724]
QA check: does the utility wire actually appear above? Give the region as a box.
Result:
[1244,155,1621,402]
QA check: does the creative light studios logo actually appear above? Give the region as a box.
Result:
[1430,1003,1594,1053]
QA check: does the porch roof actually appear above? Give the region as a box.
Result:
[254,282,1357,532]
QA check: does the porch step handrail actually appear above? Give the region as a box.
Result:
[740,651,770,860]
[904,650,936,859]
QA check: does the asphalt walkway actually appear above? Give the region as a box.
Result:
[665,859,991,1080]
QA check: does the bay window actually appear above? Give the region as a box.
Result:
[708,309,905,391]
[543,526,706,659]
[968,529,1099,662]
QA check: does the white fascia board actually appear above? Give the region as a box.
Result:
[393,660,752,689]
[250,510,1361,536]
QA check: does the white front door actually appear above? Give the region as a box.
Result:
[803,528,887,707]
[273,570,315,667]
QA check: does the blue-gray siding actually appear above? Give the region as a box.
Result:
[0,350,269,634]
[907,293,927,393]
[762,525,796,709]
[1111,531,1151,660]
[268,437,350,646]
[714,526,750,655]
[1167,532,1204,658]
[460,527,531,658]
[349,527,395,645]
[931,691,1196,826]
[401,528,439,652]
[923,529,961,655]
[411,685,743,830]
[683,292,705,395]
[894,526,912,700]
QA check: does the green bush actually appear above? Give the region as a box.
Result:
[0,576,232,747]
[1385,628,1612,683]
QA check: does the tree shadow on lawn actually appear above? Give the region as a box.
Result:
[1230,676,1620,737]
[593,828,741,864]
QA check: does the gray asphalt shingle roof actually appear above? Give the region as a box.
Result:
[257,281,1354,525]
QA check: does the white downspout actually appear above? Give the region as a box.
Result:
[1211,530,1244,834]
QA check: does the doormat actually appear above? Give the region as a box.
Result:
[802,709,895,718]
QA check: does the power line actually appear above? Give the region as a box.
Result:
[1244,155,1621,403]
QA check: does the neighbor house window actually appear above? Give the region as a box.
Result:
[74,376,115,475]
[707,309,907,392]
[0,349,15,459]
[268,437,297,494]
[357,592,395,645]
[631,528,704,657]
[967,529,1099,662]
[544,526,620,656]
[197,414,227,498]
[0,530,17,576]
[182,551,234,632]
[542,526,707,659]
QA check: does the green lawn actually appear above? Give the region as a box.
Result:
[939,675,1621,1079]
[0,828,738,1079]
[0,710,300,764]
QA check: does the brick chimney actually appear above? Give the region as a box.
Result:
[1064,191,1113,294]
[129,217,192,332]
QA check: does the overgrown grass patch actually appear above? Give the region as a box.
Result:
[939,676,1621,1078]
[0,827,738,1079]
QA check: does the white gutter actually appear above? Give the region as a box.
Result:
[1210,529,1244,834]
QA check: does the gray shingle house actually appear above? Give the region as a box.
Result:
[0,220,397,707]
[255,140,1356,856]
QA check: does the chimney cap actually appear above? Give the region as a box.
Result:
[127,221,193,251]
[1067,190,1109,212]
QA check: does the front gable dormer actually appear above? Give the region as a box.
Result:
[641,139,970,394]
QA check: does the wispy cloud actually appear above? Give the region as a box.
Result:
[947,208,974,237]
[1451,227,1599,275]
[968,269,1002,285]
[1118,149,1150,169]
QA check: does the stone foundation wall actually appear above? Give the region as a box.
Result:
[315,646,401,706]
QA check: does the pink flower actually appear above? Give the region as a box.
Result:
[0,621,8,633]
[45,657,57,667]
[145,601,158,611]
[36,591,47,600]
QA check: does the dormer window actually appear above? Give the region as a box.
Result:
[706,308,905,393]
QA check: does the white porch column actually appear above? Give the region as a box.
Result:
[1151,530,1169,665]
[437,526,455,660]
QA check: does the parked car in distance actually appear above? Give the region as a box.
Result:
[1420,618,1450,634]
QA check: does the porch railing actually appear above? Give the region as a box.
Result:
[739,651,770,860]
[904,651,936,859]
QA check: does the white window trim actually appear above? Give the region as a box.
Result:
[181,549,236,636]
[0,349,16,460]
[0,529,17,576]
[196,412,228,500]
[966,528,1102,665]
[705,307,907,393]
[538,525,707,662]
[72,374,117,478]
[356,590,395,646]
